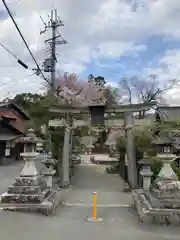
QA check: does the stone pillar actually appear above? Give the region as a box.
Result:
[124,154,128,183]
[5,140,11,157]
[69,129,72,168]
[87,143,94,155]
[140,166,153,190]
[124,112,137,189]
[61,127,70,188]
[46,175,53,187]
[88,147,91,155]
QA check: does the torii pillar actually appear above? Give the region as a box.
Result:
[61,127,71,188]
[61,114,73,188]
[124,112,137,189]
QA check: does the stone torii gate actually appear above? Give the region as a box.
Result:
[49,100,156,189]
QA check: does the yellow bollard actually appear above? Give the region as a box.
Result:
[87,191,103,222]
[93,192,97,220]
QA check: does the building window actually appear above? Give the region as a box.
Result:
[6,140,15,148]
[5,148,10,156]
[164,146,171,153]
[6,140,11,148]
[10,140,15,148]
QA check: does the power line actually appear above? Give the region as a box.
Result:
[0,43,17,59]
[2,0,49,84]
[0,42,28,69]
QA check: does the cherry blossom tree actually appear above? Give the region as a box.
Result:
[54,73,120,152]
[54,73,118,106]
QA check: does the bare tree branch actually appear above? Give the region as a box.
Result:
[119,75,178,118]
[120,77,133,103]
[119,75,177,104]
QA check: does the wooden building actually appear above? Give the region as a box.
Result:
[0,102,30,164]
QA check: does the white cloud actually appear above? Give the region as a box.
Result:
[141,48,180,105]
[0,0,180,102]
[158,49,180,105]
[97,41,146,58]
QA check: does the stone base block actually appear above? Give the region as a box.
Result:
[0,190,62,216]
[132,189,180,225]
[1,189,51,204]
[86,217,103,222]
[14,176,45,186]
[7,185,46,195]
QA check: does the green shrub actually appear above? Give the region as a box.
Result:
[116,138,126,153]
[172,161,180,180]
[150,160,162,180]
[150,160,180,181]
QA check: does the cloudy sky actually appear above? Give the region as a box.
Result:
[0,0,180,104]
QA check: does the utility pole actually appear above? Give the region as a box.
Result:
[40,9,67,91]
[51,12,56,91]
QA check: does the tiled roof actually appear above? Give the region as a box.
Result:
[0,102,29,120]
[0,134,20,141]
[0,112,16,119]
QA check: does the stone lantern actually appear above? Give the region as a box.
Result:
[151,134,178,180]
[138,153,153,190]
[71,145,81,164]
[0,129,59,216]
[133,133,180,225]
[41,152,56,188]
[86,144,94,154]
[41,152,56,168]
